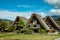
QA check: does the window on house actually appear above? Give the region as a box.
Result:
[34,25,36,27]
[28,25,30,27]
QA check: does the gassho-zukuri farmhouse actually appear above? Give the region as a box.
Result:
[13,13,60,33]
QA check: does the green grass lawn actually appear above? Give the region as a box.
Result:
[0,33,60,40]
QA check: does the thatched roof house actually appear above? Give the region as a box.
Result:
[13,16,27,30]
[26,14,51,32]
[13,16,27,25]
[44,16,60,31]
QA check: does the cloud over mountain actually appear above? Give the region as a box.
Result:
[49,9,60,15]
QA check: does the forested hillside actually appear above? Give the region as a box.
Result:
[54,17,60,26]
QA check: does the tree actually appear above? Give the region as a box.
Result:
[0,19,3,26]
[57,18,60,21]
[4,21,10,31]
[0,20,11,32]
[9,25,16,32]
[0,19,3,31]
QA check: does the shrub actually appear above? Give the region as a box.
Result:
[39,29,46,34]
[24,28,33,34]
[28,30,33,34]
[9,26,16,32]
[16,30,22,34]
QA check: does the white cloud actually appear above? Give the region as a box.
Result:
[49,9,60,15]
[0,10,46,21]
[44,0,60,8]
[37,12,46,17]
[0,10,32,20]
[17,5,35,8]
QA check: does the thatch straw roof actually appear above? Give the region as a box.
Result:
[44,16,60,30]
[13,16,28,25]
[26,13,51,31]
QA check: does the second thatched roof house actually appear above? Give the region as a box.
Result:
[26,14,51,33]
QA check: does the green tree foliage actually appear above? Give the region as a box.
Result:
[55,18,60,25]
[57,18,60,25]
[57,18,60,21]
[18,19,25,27]
[0,19,12,32]
[23,28,33,34]
[0,19,4,31]
[39,29,46,34]
[4,21,10,31]
[9,25,16,31]
[0,19,3,26]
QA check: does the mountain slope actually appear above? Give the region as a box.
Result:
[51,15,60,19]
[0,19,13,24]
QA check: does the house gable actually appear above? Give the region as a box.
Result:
[44,16,60,31]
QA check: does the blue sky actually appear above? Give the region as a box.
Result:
[0,0,60,20]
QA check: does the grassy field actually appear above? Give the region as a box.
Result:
[0,33,60,40]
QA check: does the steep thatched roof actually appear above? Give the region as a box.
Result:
[26,13,51,31]
[44,16,60,30]
[13,16,28,25]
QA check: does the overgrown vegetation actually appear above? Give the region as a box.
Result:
[54,18,60,25]
[0,19,11,32]
[39,29,47,34]
[18,19,25,27]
